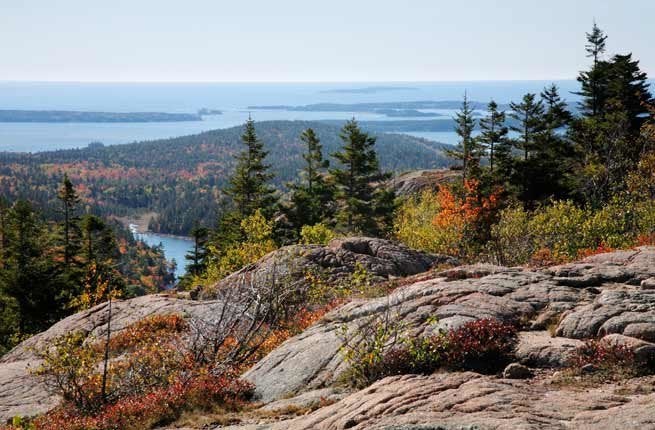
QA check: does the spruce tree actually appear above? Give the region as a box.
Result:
[285,128,335,235]
[185,223,208,277]
[541,84,572,131]
[0,201,60,333]
[586,22,608,65]
[226,117,278,219]
[478,100,508,175]
[446,94,480,183]
[57,173,81,267]
[577,23,608,117]
[604,54,653,134]
[330,119,394,235]
[509,93,545,161]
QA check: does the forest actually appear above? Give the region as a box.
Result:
[0,176,176,355]
[0,121,452,235]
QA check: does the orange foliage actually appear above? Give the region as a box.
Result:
[433,179,502,228]
[576,243,616,260]
[431,179,503,255]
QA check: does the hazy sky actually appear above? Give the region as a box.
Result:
[1,0,653,82]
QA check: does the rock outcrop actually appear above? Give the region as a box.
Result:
[7,245,655,429]
[201,237,455,299]
[389,169,461,197]
[244,247,655,407]
[228,372,655,430]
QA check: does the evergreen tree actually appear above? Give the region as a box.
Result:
[604,53,653,134]
[226,118,278,219]
[284,128,335,236]
[518,85,577,202]
[0,201,60,333]
[446,94,480,182]
[330,119,394,235]
[57,173,81,267]
[577,22,608,117]
[541,84,573,131]
[79,214,124,300]
[0,197,8,266]
[185,223,208,277]
[478,100,508,175]
[509,93,545,161]
[586,22,608,65]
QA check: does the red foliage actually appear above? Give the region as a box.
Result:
[445,318,518,372]
[576,243,615,259]
[30,373,252,430]
[570,339,636,370]
[636,233,655,247]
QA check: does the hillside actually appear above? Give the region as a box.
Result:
[0,120,453,235]
[4,242,655,429]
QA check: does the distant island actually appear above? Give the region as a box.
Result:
[0,110,202,123]
[248,100,506,117]
[197,108,223,116]
[319,86,419,94]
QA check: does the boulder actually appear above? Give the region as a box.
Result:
[502,363,532,379]
[201,237,455,299]
[600,333,655,362]
[515,331,582,368]
[388,169,461,197]
[555,289,655,341]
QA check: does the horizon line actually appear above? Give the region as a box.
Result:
[0,78,582,85]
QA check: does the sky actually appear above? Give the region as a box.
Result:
[0,0,653,82]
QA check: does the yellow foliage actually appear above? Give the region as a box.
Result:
[204,210,277,282]
[300,223,336,245]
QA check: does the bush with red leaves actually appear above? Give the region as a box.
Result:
[568,339,642,380]
[445,318,518,373]
[342,318,518,387]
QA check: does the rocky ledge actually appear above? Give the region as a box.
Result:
[5,245,655,429]
[199,237,456,299]
[228,246,655,429]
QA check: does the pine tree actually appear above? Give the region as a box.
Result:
[586,22,608,65]
[509,93,545,161]
[541,84,572,131]
[0,201,60,333]
[226,118,278,219]
[79,214,124,304]
[57,173,81,267]
[478,100,508,175]
[577,23,608,117]
[285,128,335,235]
[446,94,480,183]
[604,53,653,134]
[330,119,394,235]
[185,223,208,277]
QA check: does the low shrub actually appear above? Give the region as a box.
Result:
[566,339,642,382]
[445,318,518,373]
[339,317,518,387]
[490,198,655,266]
[300,223,336,245]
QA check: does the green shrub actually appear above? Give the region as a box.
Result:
[300,223,336,245]
[489,205,535,266]
[339,317,518,387]
[490,198,655,266]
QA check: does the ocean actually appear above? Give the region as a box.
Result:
[0,80,582,152]
[0,80,586,274]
